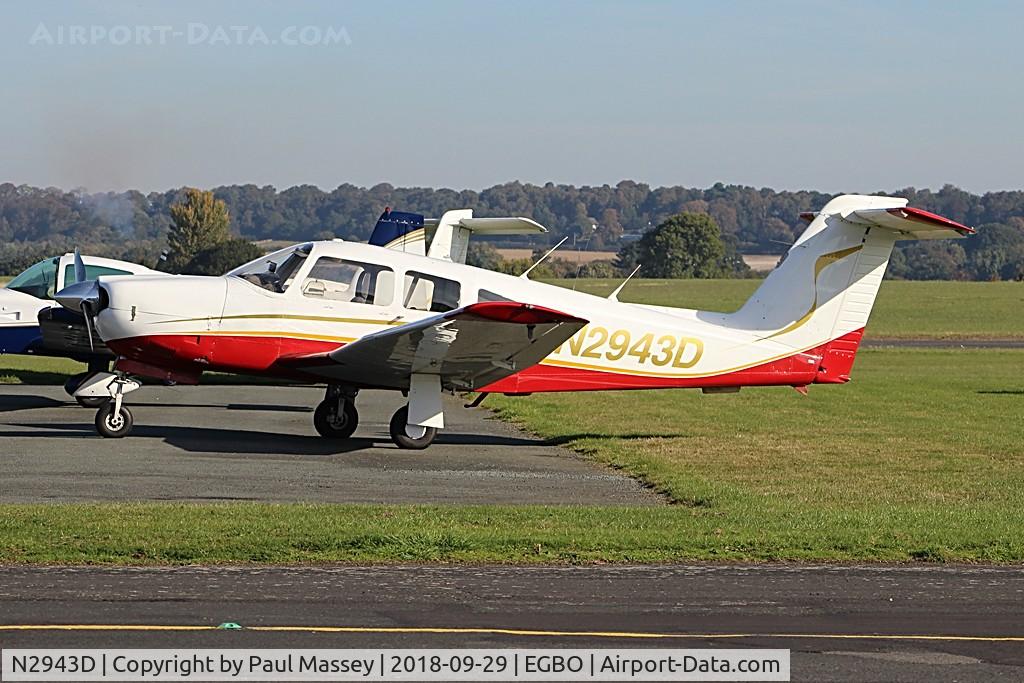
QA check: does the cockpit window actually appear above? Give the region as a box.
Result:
[6,258,59,300]
[230,243,310,293]
[403,271,460,312]
[301,257,394,306]
[63,264,131,284]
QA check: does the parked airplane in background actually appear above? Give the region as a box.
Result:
[56,196,972,448]
[1,252,156,403]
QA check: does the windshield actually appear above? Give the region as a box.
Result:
[6,258,59,299]
[229,243,311,293]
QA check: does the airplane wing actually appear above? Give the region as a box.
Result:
[283,301,587,391]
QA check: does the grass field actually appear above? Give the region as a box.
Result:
[0,355,82,385]
[1,281,1023,564]
[488,348,1024,562]
[554,279,1024,339]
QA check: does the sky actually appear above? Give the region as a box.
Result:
[0,0,1021,194]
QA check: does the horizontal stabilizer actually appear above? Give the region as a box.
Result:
[425,216,547,235]
[427,210,548,264]
[846,206,974,240]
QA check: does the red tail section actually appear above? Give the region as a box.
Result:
[812,329,864,384]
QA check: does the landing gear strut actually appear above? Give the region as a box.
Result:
[86,371,140,438]
[313,385,358,439]
[389,405,437,450]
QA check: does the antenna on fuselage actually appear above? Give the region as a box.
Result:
[607,264,641,302]
[571,223,599,292]
[519,236,568,279]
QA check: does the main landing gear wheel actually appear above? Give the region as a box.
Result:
[95,403,134,438]
[389,406,437,450]
[314,399,358,439]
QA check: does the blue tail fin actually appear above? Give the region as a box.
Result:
[368,208,426,254]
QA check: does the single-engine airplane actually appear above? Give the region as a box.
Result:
[56,195,972,448]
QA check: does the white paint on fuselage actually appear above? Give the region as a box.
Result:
[92,237,847,381]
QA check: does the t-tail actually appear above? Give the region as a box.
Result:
[726,194,973,384]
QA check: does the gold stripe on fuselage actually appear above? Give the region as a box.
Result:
[154,313,406,326]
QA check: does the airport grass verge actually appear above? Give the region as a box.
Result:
[487,348,1024,564]
[1,499,1022,565]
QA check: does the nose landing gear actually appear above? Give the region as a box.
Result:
[77,371,141,438]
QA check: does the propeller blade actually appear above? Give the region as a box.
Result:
[73,248,86,284]
[81,301,95,352]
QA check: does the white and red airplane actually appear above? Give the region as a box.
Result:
[56,195,972,448]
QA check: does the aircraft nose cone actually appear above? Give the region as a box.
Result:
[54,280,100,314]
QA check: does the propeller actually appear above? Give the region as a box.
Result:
[73,247,87,284]
[54,249,101,352]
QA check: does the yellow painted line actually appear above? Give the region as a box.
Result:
[0,625,217,632]
[1,625,1021,642]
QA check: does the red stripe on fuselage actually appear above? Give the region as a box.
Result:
[107,329,866,391]
[481,329,866,393]
[106,334,342,379]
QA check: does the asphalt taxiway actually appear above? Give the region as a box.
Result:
[1,564,1021,682]
[0,385,658,506]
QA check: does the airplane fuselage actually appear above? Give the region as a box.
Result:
[93,239,858,393]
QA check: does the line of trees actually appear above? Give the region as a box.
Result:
[1,181,1022,280]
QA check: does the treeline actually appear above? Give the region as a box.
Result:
[1,181,1023,280]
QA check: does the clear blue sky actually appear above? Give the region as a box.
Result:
[0,0,1020,194]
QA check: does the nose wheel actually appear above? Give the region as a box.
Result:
[82,371,141,438]
[95,402,134,438]
[389,406,437,450]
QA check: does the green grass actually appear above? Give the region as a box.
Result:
[555,279,1024,339]
[488,348,1024,562]
[1,491,1021,565]
[0,355,82,384]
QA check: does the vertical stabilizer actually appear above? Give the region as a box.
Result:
[726,194,972,380]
